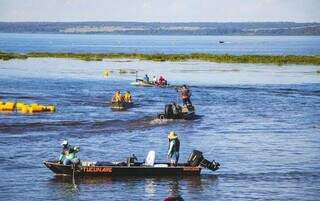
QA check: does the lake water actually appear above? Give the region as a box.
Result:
[0,57,320,200]
[0,33,320,55]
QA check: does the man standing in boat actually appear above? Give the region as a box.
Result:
[167,131,180,166]
[59,140,80,165]
[178,85,192,106]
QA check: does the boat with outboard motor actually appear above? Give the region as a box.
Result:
[158,103,195,120]
[111,101,133,111]
[130,79,169,88]
[44,150,219,177]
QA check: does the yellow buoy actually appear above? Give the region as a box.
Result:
[20,105,31,113]
[0,102,15,111]
[103,69,110,77]
[16,102,26,110]
[30,103,45,112]
[45,105,56,112]
[0,101,56,114]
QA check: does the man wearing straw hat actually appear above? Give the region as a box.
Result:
[167,131,180,166]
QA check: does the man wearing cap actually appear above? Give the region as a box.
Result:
[59,140,80,165]
[167,131,180,166]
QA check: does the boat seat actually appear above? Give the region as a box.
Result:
[144,150,155,166]
[154,164,168,167]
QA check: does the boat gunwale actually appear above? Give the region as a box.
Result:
[44,161,201,170]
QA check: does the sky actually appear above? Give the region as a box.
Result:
[0,0,319,22]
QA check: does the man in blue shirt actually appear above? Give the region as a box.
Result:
[167,131,180,166]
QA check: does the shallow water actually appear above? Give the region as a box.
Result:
[0,58,320,200]
[1,33,320,55]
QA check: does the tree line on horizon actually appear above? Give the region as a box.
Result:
[0,22,319,35]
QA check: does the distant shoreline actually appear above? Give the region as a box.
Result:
[1,52,320,65]
[1,22,320,36]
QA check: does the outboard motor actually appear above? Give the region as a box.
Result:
[165,104,174,118]
[188,150,204,166]
[187,150,220,171]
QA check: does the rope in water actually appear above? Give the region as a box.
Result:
[72,164,79,192]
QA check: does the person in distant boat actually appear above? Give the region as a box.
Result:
[124,91,132,103]
[59,140,80,165]
[179,85,192,106]
[152,76,157,84]
[167,131,180,166]
[144,74,150,82]
[112,91,122,103]
[158,75,167,86]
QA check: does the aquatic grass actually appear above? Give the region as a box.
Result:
[119,69,128,74]
[0,52,28,61]
[1,52,320,65]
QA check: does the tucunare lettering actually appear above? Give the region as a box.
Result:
[83,167,112,173]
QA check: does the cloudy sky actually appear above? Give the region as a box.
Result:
[0,0,319,22]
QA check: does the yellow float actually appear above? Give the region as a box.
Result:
[0,101,15,111]
[0,101,56,114]
[103,69,110,78]
[16,102,26,110]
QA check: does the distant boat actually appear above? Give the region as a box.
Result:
[219,41,225,44]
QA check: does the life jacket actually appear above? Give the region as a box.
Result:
[61,146,78,160]
[113,93,122,102]
[159,76,165,83]
[124,93,132,102]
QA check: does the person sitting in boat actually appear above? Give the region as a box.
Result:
[59,140,80,165]
[179,85,192,106]
[167,131,180,166]
[152,76,157,84]
[124,91,132,103]
[112,91,122,103]
[158,75,167,86]
[144,74,150,83]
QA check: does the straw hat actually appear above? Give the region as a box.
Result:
[168,131,178,140]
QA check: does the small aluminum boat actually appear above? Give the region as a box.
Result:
[158,104,195,120]
[44,150,219,177]
[111,101,133,111]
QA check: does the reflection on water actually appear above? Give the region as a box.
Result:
[48,175,218,200]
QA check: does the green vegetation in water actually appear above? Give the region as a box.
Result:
[0,52,28,61]
[119,69,128,74]
[118,69,137,74]
[1,52,320,65]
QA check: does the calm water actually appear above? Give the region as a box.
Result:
[1,33,320,55]
[0,58,320,200]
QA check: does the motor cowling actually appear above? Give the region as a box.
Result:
[187,150,220,171]
[165,104,173,117]
[187,150,204,166]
